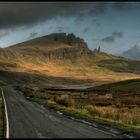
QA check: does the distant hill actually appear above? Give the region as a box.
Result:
[0,33,140,86]
[122,43,140,60]
[88,78,140,94]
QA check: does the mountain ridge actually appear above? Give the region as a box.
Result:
[122,43,140,60]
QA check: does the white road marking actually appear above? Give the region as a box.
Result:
[81,120,92,126]
[110,128,119,134]
[57,111,63,115]
[1,87,10,138]
[123,134,134,138]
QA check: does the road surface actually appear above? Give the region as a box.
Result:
[2,86,118,138]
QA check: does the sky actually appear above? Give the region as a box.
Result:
[0,2,140,55]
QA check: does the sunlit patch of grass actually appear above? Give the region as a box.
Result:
[84,105,140,126]
[40,98,140,132]
[53,94,75,107]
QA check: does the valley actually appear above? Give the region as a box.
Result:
[0,33,140,87]
[0,33,140,138]
[1,2,140,138]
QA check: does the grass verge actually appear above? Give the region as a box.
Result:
[30,97,140,133]
[16,85,140,134]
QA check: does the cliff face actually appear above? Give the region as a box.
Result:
[41,33,91,59]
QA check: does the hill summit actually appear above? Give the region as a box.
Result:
[10,33,89,50]
[45,33,88,49]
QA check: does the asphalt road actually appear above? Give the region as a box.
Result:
[2,86,118,138]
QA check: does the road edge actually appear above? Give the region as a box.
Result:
[1,88,9,138]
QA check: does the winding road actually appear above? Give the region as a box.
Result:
[1,86,122,138]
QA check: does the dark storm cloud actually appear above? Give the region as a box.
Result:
[0,2,109,29]
[87,2,107,16]
[101,32,123,43]
[29,32,38,38]
[74,2,108,23]
[111,2,140,11]
[111,2,131,11]
[0,2,138,30]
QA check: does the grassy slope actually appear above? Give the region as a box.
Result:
[17,85,140,134]
[16,77,140,134]
[0,34,140,86]
[91,78,140,92]
[0,70,95,87]
[0,47,140,86]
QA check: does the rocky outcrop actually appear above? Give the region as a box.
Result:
[47,33,88,50]
[42,33,92,60]
[42,46,90,60]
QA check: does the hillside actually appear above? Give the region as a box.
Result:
[89,78,140,91]
[122,43,140,60]
[0,33,140,86]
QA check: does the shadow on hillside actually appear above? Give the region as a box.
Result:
[0,70,94,87]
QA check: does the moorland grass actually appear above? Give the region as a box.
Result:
[17,86,140,133]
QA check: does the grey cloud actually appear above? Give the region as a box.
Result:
[95,22,101,27]
[101,31,123,43]
[112,32,123,38]
[74,2,108,23]
[93,38,100,41]
[111,2,131,11]
[91,19,101,31]
[111,2,140,11]
[29,32,38,38]
[0,2,138,30]
[101,36,115,43]
[87,2,107,16]
[0,2,108,29]
[57,27,63,33]
[74,16,85,23]
[137,35,140,38]
[83,27,89,33]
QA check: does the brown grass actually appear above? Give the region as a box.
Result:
[17,86,140,131]
[84,105,140,126]
[53,95,75,107]
[1,43,140,86]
